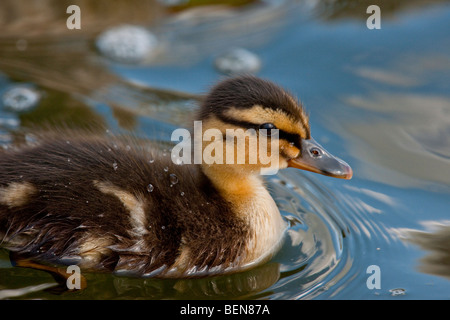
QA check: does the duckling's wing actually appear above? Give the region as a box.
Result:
[0,135,169,271]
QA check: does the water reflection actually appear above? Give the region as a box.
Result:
[0,0,292,130]
[341,92,450,189]
[334,47,450,191]
[394,222,450,280]
[111,262,280,299]
[312,0,450,20]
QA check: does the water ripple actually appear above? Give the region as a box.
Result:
[263,169,397,299]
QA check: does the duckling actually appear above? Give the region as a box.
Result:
[0,75,352,278]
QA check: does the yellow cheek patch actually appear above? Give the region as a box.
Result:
[279,140,300,159]
[0,182,37,208]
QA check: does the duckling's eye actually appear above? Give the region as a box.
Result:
[259,123,277,136]
[309,147,323,158]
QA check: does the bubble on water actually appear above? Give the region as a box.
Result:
[96,25,159,64]
[169,173,178,186]
[147,184,154,193]
[112,161,118,171]
[214,48,261,75]
[389,288,406,296]
[2,86,40,112]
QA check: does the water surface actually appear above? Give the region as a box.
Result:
[0,0,449,299]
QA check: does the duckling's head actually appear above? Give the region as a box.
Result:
[197,75,352,181]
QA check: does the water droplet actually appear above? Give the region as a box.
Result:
[112,161,118,171]
[3,86,40,112]
[125,145,131,151]
[163,167,169,172]
[169,173,178,186]
[147,184,154,193]
[214,48,261,75]
[172,156,183,165]
[148,159,154,164]
[389,288,406,296]
[67,158,71,163]
[180,192,185,196]
[161,226,166,230]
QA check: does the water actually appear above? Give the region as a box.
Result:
[0,0,449,300]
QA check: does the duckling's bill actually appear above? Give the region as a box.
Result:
[288,138,353,180]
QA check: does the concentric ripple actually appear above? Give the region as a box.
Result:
[262,169,397,299]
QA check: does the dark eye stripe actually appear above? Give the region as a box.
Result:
[216,113,259,130]
[216,114,302,149]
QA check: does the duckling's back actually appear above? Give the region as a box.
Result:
[0,134,250,277]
